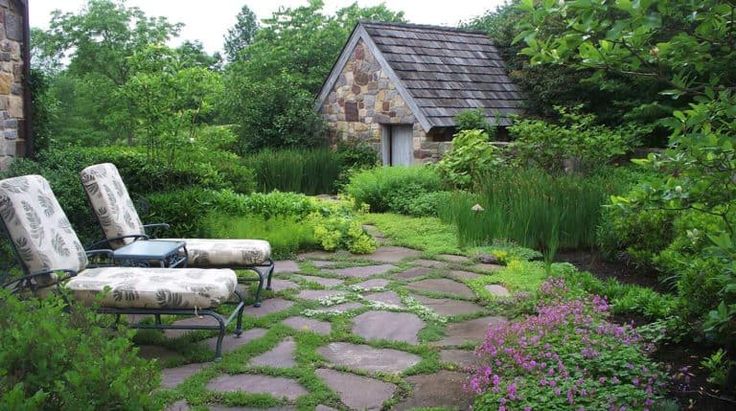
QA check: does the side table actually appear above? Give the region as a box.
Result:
[113,240,188,268]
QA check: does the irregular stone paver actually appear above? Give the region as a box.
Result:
[318,342,421,374]
[405,278,475,299]
[316,368,396,410]
[440,349,479,369]
[315,406,338,411]
[312,260,336,268]
[352,311,424,344]
[269,279,299,292]
[137,345,182,362]
[274,260,300,273]
[245,298,294,318]
[353,278,389,289]
[393,371,472,411]
[207,374,308,401]
[470,263,503,273]
[447,270,482,282]
[413,259,447,268]
[162,362,209,389]
[437,254,472,264]
[249,338,296,368]
[396,267,432,280]
[165,316,219,339]
[293,275,344,288]
[297,289,345,301]
[164,400,190,411]
[327,264,397,278]
[297,251,336,260]
[313,302,364,313]
[209,406,295,411]
[364,290,403,307]
[204,328,268,354]
[437,316,508,347]
[364,246,421,263]
[413,295,485,316]
[485,284,511,297]
[281,316,332,335]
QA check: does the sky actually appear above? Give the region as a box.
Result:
[29,0,507,54]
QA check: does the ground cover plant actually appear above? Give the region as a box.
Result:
[470,278,666,410]
[345,166,445,213]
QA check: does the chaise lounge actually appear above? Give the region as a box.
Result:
[0,175,246,359]
[79,163,275,306]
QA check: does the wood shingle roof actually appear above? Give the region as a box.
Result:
[316,22,525,129]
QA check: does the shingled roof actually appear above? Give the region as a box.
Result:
[316,21,525,130]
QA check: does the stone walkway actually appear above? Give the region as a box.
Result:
[149,226,510,411]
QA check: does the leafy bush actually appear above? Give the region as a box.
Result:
[335,140,379,170]
[509,107,638,174]
[345,166,444,213]
[437,129,503,189]
[0,291,159,410]
[454,108,494,135]
[203,215,318,259]
[470,278,665,410]
[389,191,453,217]
[439,168,626,250]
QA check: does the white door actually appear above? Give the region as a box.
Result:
[381,125,414,166]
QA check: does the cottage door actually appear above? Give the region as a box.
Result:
[382,125,414,166]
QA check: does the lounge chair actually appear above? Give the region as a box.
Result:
[0,175,245,360]
[79,163,275,306]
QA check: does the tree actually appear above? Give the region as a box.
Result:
[224,5,258,62]
[177,40,223,71]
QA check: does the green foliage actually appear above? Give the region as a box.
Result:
[203,215,317,259]
[436,129,502,189]
[701,349,733,387]
[454,109,494,135]
[509,107,638,174]
[224,5,258,63]
[440,168,626,250]
[0,291,159,410]
[309,209,377,254]
[365,213,463,256]
[345,166,444,213]
[243,148,343,195]
[390,191,454,217]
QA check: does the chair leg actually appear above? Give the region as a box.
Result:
[233,289,245,337]
[202,311,226,361]
[253,272,264,307]
[265,260,275,290]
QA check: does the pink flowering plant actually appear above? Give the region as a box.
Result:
[470,278,666,410]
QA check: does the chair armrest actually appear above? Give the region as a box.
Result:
[86,234,149,250]
[2,269,77,294]
[86,249,114,259]
[143,223,170,239]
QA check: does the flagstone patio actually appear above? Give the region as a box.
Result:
[150,226,512,411]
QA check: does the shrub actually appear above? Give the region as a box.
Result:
[335,140,379,170]
[243,148,342,195]
[308,207,377,254]
[439,168,625,250]
[454,108,494,135]
[391,191,453,217]
[0,291,159,410]
[436,129,503,190]
[470,278,665,410]
[345,166,444,213]
[509,106,638,174]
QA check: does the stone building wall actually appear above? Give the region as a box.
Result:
[0,0,25,170]
[320,40,450,164]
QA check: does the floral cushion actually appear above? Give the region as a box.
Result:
[160,238,271,267]
[0,175,88,279]
[66,267,237,309]
[80,163,145,248]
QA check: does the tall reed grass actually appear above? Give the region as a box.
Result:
[439,168,625,251]
[243,148,342,195]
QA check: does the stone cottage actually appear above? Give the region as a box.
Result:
[315,21,524,165]
[0,0,30,170]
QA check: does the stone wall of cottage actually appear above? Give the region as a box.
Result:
[0,0,24,170]
[320,40,452,164]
